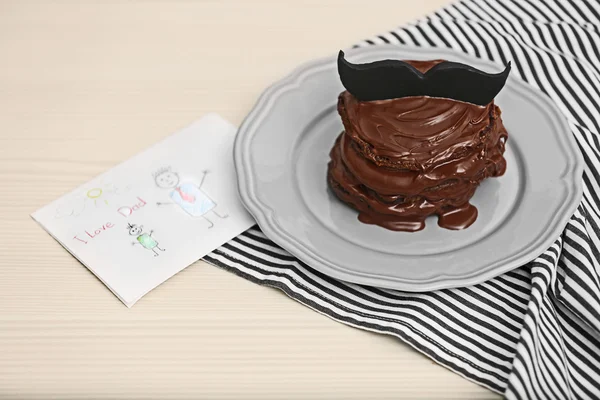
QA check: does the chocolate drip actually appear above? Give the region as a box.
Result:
[327,59,508,232]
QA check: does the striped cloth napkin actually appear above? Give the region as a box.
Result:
[205,0,600,398]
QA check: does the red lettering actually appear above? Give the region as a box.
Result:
[117,197,146,218]
[118,206,132,217]
[73,235,88,244]
[81,222,114,241]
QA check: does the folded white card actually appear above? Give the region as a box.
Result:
[32,114,255,307]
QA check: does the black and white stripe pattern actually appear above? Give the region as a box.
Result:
[205,1,600,398]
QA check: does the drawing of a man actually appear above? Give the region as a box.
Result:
[154,167,228,228]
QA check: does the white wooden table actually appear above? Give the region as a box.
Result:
[0,1,499,398]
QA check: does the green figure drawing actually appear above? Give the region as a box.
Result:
[128,223,165,257]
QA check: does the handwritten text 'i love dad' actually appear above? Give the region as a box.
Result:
[72,197,146,244]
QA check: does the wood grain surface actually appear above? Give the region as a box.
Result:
[0,1,499,398]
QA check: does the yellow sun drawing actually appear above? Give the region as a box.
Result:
[86,187,109,206]
[54,182,130,219]
[84,182,130,208]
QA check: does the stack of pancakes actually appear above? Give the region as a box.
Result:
[327,61,508,232]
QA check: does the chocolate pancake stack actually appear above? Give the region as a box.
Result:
[327,53,510,232]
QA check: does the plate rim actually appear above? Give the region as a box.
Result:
[234,45,584,291]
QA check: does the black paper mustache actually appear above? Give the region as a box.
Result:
[337,50,511,105]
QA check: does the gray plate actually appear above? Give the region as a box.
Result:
[234,46,584,291]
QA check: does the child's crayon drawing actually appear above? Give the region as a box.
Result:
[154,166,228,228]
[55,182,130,219]
[128,223,165,257]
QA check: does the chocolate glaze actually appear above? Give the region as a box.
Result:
[327,59,508,232]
